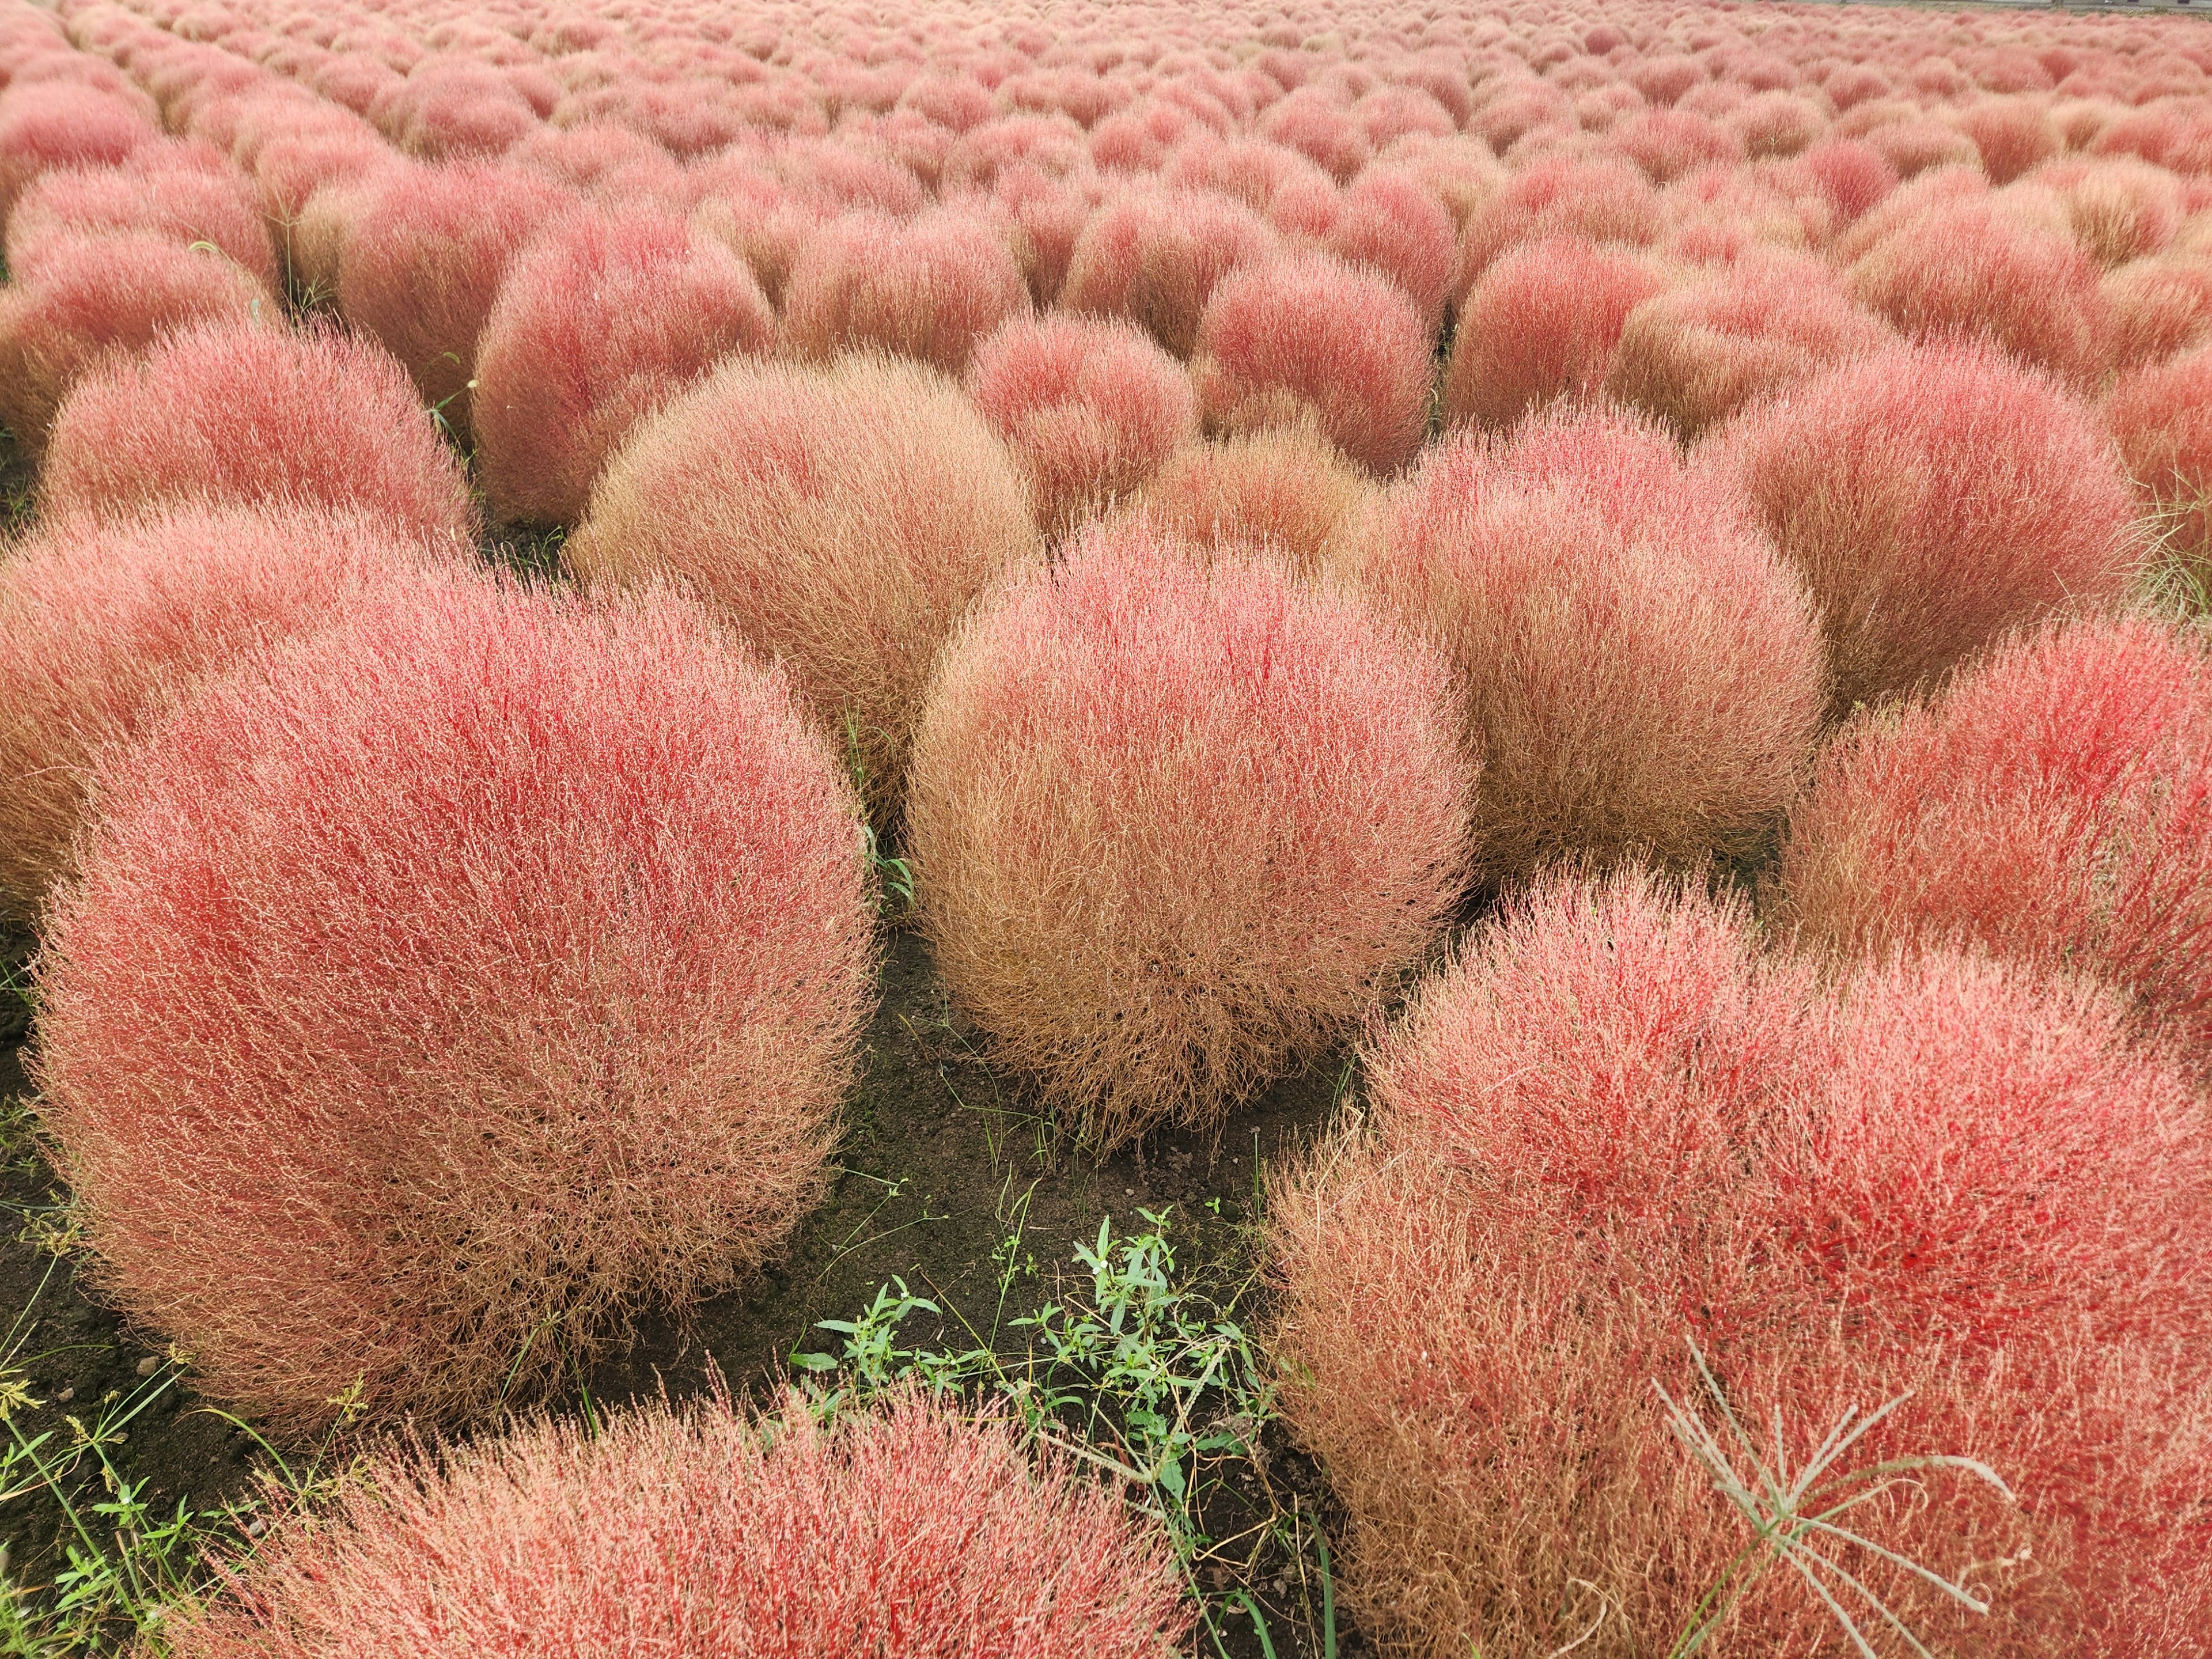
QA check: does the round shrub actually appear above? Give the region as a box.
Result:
[2107,344,2212,578]
[34,579,877,1433]
[166,1389,1190,1659]
[782,206,1031,377]
[1602,255,1894,438]
[1127,424,1376,573]
[1455,153,1665,289]
[1777,613,2212,1057]
[1445,236,1672,433]
[1059,185,1283,359]
[1190,251,1432,475]
[0,83,154,230]
[0,233,270,452]
[5,147,276,291]
[965,313,1197,536]
[336,160,575,441]
[41,320,476,542]
[1346,407,1825,882]
[2104,256,2212,371]
[1271,867,2212,1658]
[472,207,775,526]
[1324,165,1458,327]
[0,505,456,919]
[567,353,1038,818]
[907,520,1472,1147]
[1710,340,2137,715]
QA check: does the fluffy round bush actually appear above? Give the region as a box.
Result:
[2104,256,2212,371]
[1845,200,2114,388]
[1444,236,1672,433]
[1345,408,1825,882]
[0,83,154,230]
[907,520,1472,1146]
[0,506,455,919]
[166,1389,1190,1659]
[1323,166,1459,327]
[1271,867,2212,1658]
[5,148,276,291]
[1059,185,1283,359]
[336,161,575,440]
[1602,256,1894,438]
[782,207,1031,377]
[1454,153,1664,290]
[1777,613,2212,1057]
[1710,340,2137,715]
[33,579,877,1433]
[0,233,270,451]
[2108,344,2212,578]
[1190,251,1432,475]
[965,314,1197,536]
[472,207,775,525]
[567,353,1038,817]
[40,320,476,541]
[1127,425,1376,573]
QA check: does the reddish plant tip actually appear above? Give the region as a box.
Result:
[782,206,1032,377]
[0,505,460,919]
[34,579,877,1433]
[41,319,476,543]
[164,1389,1191,1659]
[568,351,1038,819]
[1709,339,2138,716]
[907,518,1473,1147]
[1349,406,1826,881]
[472,207,775,527]
[1191,250,1434,475]
[965,312,1198,537]
[1777,612,2212,1061]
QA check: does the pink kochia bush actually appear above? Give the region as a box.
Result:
[471,208,775,525]
[1778,614,2212,1059]
[1059,186,1283,359]
[1711,340,2137,715]
[567,353,1038,818]
[33,580,877,1433]
[1344,408,1826,881]
[335,161,574,440]
[5,147,278,291]
[965,313,1198,535]
[782,207,1031,376]
[165,1390,1190,1659]
[1271,868,2212,1658]
[1191,251,1433,475]
[1444,236,1669,433]
[40,320,476,543]
[907,521,1472,1147]
[1129,424,1376,573]
[0,505,454,918]
[0,234,270,450]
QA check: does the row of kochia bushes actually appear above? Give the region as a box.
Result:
[0,301,2206,1649]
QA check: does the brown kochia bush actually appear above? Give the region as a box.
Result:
[906,519,1473,1147]
[1342,407,1827,883]
[566,353,1039,818]
[165,1389,1191,1659]
[33,578,877,1434]
[1271,867,2212,1658]
[0,505,459,920]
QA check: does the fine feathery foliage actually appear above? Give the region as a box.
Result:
[33,576,878,1434]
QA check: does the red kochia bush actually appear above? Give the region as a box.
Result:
[1711,340,2137,714]
[1444,236,1671,433]
[965,313,1197,535]
[782,207,1031,376]
[166,1390,1190,1659]
[0,506,454,918]
[41,321,476,542]
[1128,424,1376,573]
[33,581,877,1433]
[0,84,154,229]
[907,521,1472,1147]
[1271,868,2212,1658]
[1190,252,1431,475]
[2107,344,2212,577]
[1345,408,1825,881]
[1778,614,2212,1057]
[1059,185,1283,359]
[567,353,1038,817]
[5,148,276,291]
[336,161,574,440]
[472,208,775,525]
[0,234,269,450]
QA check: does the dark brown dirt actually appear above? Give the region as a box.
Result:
[0,916,1362,1656]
